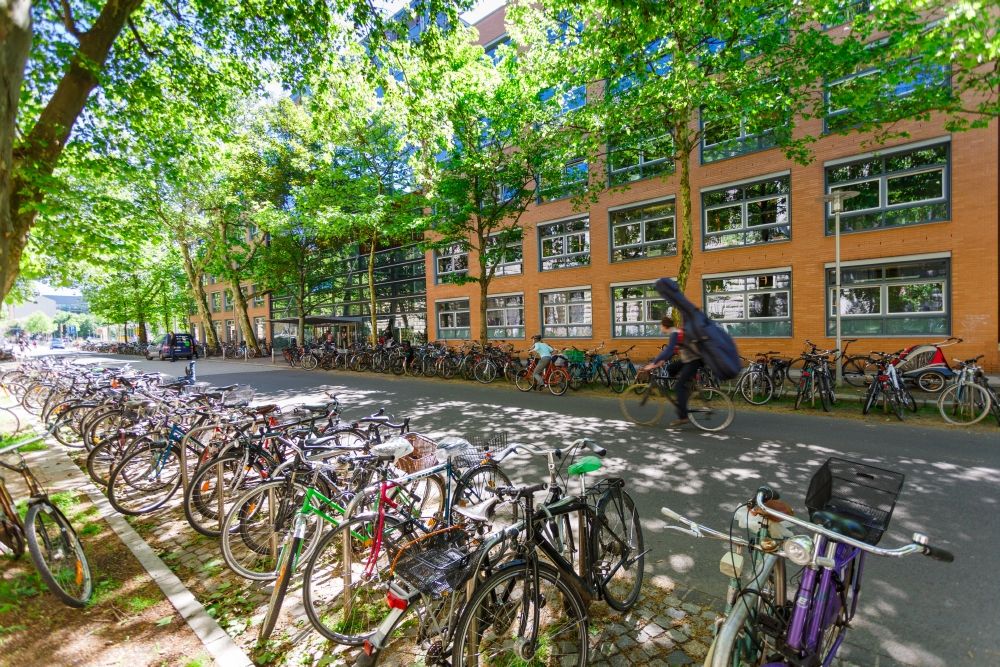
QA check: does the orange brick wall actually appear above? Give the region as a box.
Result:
[424,8,1000,370]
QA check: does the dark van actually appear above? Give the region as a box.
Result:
[146,333,197,361]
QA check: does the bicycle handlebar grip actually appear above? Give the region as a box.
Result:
[757,485,780,502]
[921,544,955,563]
[582,439,607,457]
[660,507,683,522]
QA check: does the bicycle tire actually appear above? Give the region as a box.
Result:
[842,356,873,388]
[737,370,773,405]
[106,443,183,515]
[861,382,880,416]
[888,387,905,421]
[0,406,21,436]
[794,372,812,410]
[594,487,644,612]
[86,433,141,487]
[450,463,514,526]
[619,383,666,426]
[688,387,735,432]
[450,561,588,667]
[25,501,93,607]
[818,372,832,412]
[257,532,299,644]
[608,364,629,394]
[301,354,319,371]
[938,383,991,425]
[548,368,570,396]
[0,489,25,558]
[301,514,411,645]
[183,453,266,538]
[474,359,498,384]
[899,385,918,413]
[514,368,534,392]
[567,363,585,391]
[917,371,947,393]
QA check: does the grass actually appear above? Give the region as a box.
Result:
[0,571,46,613]
[124,594,160,614]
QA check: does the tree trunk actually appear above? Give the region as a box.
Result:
[229,273,260,354]
[675,121,695,292]
[1,0,144,303]
[367,229,378,345]
[178,233,219,350]
[136,318,148,345]
[297,266,306,347]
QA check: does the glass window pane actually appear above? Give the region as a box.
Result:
[706,206,743,232]
[748,292,789,318]
[838,287,881,315]
[887,170,943,205]
[614,223,641,247]
[707,294,745,319]
[888,283,943,313]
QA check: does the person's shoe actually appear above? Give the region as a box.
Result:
[668,418,689,428]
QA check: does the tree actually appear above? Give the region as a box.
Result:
[413,25,582,343]
[0,0,476,304]
[21,310,53,336]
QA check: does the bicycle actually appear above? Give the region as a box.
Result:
[513,354,570,395]
[861,351,917,420]
[937,355,993,425]
[793,349,837,412]
[619,367,734,431]
[0,431,93,607]
[662,457,953,667]
[733,352,779,405]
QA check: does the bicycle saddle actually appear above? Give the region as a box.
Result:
[453,496,500,524]
[372,436,414,461]
[568,455,602,476]
[811,510,868,541]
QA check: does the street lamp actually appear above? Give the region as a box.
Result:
[823,189,859,387]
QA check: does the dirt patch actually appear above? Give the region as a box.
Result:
[0,489,212,667]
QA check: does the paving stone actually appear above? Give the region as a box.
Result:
[639,621,665,640]
[666,649,694,665]
[616,634,638,650]
[666,607,687,620]
[701,610,719,621]
[667,628,689,643]
[680,602,701,614]
[683,639,709,660]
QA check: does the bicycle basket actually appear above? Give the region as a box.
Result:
[451,432,507,468]
[564,349,586,364]
[222,385,255,406]
[805,458,904,546]
[391,528,476,597]
[182,382,212,396]
[396,432,438,474]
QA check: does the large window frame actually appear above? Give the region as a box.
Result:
[704,271,792,337]
[607,129,674,185]
[541,289,592,338]
[486,231,523,277]
[436,299,471,340]
[611,283,669,338]
[538,158,588,202]
[702,174,791,250]
[435,243,469,284]
[610,199,677,262]
[538,217,590,271]
[826,256,950,336]
[210,292,221,313]
[486,294,525,340]
[700,111,778,163]
[824,140,950,235]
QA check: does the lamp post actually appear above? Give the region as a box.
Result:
[823,189,859,386]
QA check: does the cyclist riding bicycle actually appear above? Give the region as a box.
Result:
[530,334,554,390]
[642,314,702,428]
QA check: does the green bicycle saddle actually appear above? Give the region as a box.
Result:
[568,455,603,476]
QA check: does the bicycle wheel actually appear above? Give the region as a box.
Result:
[567,363,585,391]
[548,368,570,396]
[619,383,666,426]
[107,443,183,515]
[440,358,457,380]
[0,491,25,558]
[887,387,905,421]
[861,382,880,416]
[21,383,50,415]
[793,373,812,410]
[302,354,319,371]
[938,383,991,425]
[24,501,93,607]
[688,388,734,432]
[737,371,773,405]
[607,365,629,394]
[450,561,588,667]
[817,372,832,412]
[0,406,21,435]
[86,433,141,487]
[594,487,644,612]
[257,531,299,644]
[451,463,515,527]
[301,514,411,645]
[842,356,874,388]
[221,480,323,581]
[899,385,918,413]
[183,453,267,538]
[474,359,498,384]
[514,369,534,392]
[917,371,947,393]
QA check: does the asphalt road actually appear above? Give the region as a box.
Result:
[54,353,1000,666]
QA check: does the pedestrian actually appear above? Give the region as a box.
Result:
[530,334,554,390]
[169,332,178,362]
[642,314,702,428]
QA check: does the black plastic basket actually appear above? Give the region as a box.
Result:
[805,457,904,546]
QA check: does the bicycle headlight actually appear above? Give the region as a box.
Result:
[784,535,813,566]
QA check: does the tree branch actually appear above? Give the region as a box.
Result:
[127,18,158,59]
[56,0,82,38]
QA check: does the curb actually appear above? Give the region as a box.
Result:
[33,438,254,667]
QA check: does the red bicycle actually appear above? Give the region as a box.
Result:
[514,354,570,395]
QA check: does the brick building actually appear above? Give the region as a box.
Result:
[426,4,1000,369]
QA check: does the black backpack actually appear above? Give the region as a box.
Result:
[654,278,741,381]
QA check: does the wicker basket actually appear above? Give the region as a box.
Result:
[395,432,438,474]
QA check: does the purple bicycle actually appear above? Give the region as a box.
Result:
[661,457,953,667]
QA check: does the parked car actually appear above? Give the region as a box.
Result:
[49,337,65,349]
[146,333,197,361]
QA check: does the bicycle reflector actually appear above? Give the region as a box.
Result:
[386,590,409,610]
[784,535,814,566]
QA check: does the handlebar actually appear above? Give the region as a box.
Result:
[493,437,607,462]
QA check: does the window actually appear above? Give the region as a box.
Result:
[539,84,586,116]
[538,158,588,201]
[608,130,673,185]
[825,141,949,234]
[539,217,590,270]
[825,58,950,132]
[252,285,265,307]
[610,200,676,262]
[212,320,223,342]
[437,299,470,340]
[701,112,777,163]
[542,290,592,338]
[705,272,792,337]
[612,284,669,337]
[225,319,236,343]
[254,317,266,341]
[224,289,235,311]
[435,243,469,284]
[486,231,522,276]
[210,292,221,313]
[703,175,790,249]
[487,295,525,339]
[827,258,949,335]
